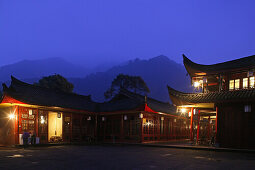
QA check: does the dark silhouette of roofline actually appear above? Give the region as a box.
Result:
[183,54,255,77]
[1,76,177,115]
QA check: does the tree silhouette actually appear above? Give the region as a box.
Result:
[34,74,74,93]
[104,74,150,99]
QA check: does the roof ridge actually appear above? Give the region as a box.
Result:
[183,54,255,77]
[183,54,255,68]
[120,88,170,105]
[167,85,203,95]
[10,76,92,100]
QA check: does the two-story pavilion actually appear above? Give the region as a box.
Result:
[168,54,255,149]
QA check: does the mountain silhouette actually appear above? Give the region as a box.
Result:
[0,57,89,81]
[0,55,192,102]
[70,55,192,102]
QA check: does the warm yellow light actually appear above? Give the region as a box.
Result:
[139,113,143,119]
[193,81,200,88]
[9,114,15,120]
[41,119,45,124]
[181,108,187,113]
[146,122,152,126]
[40,116,45,124]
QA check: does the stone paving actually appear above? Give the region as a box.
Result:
[0,145,255,170]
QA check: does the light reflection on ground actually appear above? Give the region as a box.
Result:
[0,145,254,169]
[7,154,24,158]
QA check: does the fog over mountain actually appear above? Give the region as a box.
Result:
[0,55,192,102]
[0,57,89,81]
[70,55,192,102]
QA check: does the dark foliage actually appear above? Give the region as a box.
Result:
[104,74,150,99]
[34,74,74,93]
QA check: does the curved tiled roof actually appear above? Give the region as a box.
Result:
[1,76,177,115]
[3,76,96,112]
[183,54,255,77]
[98,89,177,114]
[167,85,255,106]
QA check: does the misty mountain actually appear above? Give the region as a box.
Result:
[70,55,192,102]
[0,55,192,102]
[0,57,89,82]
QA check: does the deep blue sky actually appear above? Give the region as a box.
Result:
[1,0,255,68]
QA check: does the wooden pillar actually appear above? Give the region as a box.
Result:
[129,118,132,139]
[140,115,143,143]
[219,74,222,92]
[120,114,124,141]
[215,107,218,143]
[207,116,211,139]
[14,105,19,144]
[196,110,200,144]
[17,106,20,144]
[70,113,73,142]
[103,116,106,141]
[157,116,161,140]
[36,108,39,137]
[79,114,82,141]
[190,108,194,141]
[95,114,98,143]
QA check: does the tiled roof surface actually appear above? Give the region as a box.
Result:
[167,85,255,105]
[2,76,177,115]
[3,76,96,112]
[98,89,177,114]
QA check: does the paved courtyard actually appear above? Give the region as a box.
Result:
[0,145,254,170]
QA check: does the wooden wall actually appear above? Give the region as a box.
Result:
[98,112,189,143]
[217,102,255,149]
[0,107,16,146]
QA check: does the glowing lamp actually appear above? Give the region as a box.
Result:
[146,122,151,126]
[181,108,186,114]
[102,117,106,121]
[41,119,45,124]
[40,116,45,124]
[139,113,143,119]
[9,113,15,120]
[193,81,200,88]
[87,116,91,121]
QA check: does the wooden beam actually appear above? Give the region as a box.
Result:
[178,103,215,109]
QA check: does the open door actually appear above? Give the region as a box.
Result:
[48,112,63,143]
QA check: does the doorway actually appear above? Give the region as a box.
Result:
[48,112,63,143]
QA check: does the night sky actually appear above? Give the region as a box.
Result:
[1,0,255,68]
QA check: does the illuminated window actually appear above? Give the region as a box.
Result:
[243,78,248,89]
[235,79,240,90]
[250,77,255,88]
[229,80,234,90]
